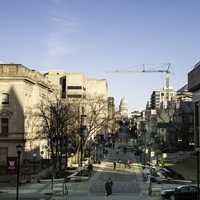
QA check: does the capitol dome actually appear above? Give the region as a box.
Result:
[119,96,128,117]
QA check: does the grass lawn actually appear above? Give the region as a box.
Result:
[166,156,198,183]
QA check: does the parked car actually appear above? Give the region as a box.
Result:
[161,185,198,200]
[150,168,171,184]
[162,166,185,180]
[150,173,171,184]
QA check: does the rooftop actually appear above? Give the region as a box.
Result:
[0,64,50,88]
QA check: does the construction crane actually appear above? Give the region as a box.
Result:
[107,63,172,104]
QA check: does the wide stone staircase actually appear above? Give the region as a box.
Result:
[89,145,141,194]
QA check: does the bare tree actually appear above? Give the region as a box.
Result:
[84,95,110,143]
[39,95,79,171]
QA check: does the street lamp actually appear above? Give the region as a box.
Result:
[162,153,167,159]
[94,138,99,163]
[65,139,72,168]
[162,153,167,167]
[32,153,37,174]
[16,144,22,200]
[80,125,87,167]
[80,114,87,168]
[40,151,44,169]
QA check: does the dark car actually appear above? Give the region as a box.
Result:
[161,185,198,200]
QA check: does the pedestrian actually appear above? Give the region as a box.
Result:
[87,163,93,176]
[143,167,150,181]
[124,161,127,168]
[127,159,131,168]
[105,177,113,198]
[112,143,115,149]
[118,159,121,168]
[113,161,116,170]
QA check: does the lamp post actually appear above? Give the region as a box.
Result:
[162,153,167,167]
[80,126,87,167]
[145,148,148,167]
[80,114,87,170]
[16,144,22,200]
[148,146,151,168]
[66,139,72,169]
[40,151,44,169]
[94,138,98,163]
[32,153,37,174]
[44,145,49,164]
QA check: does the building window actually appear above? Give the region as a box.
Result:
[1,118,8,135]
[60,76,66,98]
[0,147,8,166]
[67,86,82,90]
[2,93,9,104]
[67,94,82,98]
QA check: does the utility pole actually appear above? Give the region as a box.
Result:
[16,144,22,200]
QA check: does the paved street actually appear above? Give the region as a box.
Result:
[0,144,160,200]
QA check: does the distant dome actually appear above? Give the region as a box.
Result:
[119,96,128,117]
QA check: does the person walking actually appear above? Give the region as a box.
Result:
[105,177,113,199]
[143,167,150,181]
[127,159,131,168]
[113,161,116,170]
[118,159,121,168]
[87,163,93,176]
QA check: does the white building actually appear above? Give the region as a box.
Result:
[188,62,200,146]
[119,96,128,118]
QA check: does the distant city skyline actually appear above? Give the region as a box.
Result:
[0,0,200,110]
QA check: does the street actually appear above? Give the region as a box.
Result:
[0,144,160,200]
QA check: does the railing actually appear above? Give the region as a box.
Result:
[40,178,72,197]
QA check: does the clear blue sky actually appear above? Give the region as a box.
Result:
[0,0,200,111]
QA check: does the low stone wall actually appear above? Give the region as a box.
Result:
[22,166,53,183]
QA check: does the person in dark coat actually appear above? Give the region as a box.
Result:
[105,177,113,197]
[113,161,116,170]
[87,163,93,176]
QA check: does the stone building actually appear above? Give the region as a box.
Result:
[150,87,176,110]
[188,61,200,147]
[86,78,107,98]
[0,64,52,173]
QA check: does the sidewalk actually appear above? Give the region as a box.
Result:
[0,182,51,194]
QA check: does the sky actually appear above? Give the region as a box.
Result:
[0,0,200,111]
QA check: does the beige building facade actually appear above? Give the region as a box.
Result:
[0,64,52,173]
[45,71,111,139]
